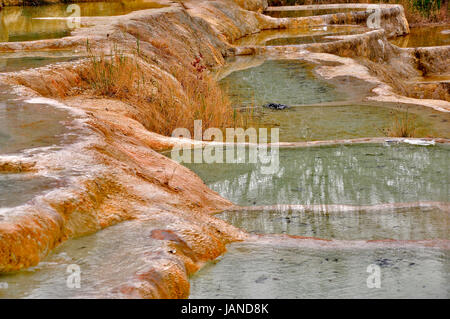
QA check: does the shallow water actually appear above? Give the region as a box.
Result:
[0,1,167,42]
[234,25,367,46]
[0,87,77,155]
[247,103,450,142]
[216,206,450,240]
[0,84,86,212]
[0,52,82,73]
[390,25,450,48]
[190,242,449,298]
[182,144,450,206]
[0,219,164,298]
[220,60,347,107]
[0,174,63,209]
[264,8,367,18]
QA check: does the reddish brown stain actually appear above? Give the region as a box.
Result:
[150,229,184,243]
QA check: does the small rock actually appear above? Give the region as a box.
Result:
[263,103,290,110]
[255,275,268,283]
[375,258,393,267]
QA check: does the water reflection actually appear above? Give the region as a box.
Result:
[183,144,450,206]
[217,206,450,240]
[390,25,450,47]
[0,1,167,42]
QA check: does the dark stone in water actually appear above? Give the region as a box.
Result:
[255,275,268,283]
[375,258,393,267]
[263,103,290,110]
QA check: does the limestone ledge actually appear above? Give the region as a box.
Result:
[276,4,410,38]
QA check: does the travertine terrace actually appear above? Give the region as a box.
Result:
[0,0,448,298]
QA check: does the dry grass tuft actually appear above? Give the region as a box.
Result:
[382,107,418,137]
[85,44,143,98]
[177,1,189,10]
[82,41,248,137]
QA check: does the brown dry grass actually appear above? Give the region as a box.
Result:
[83,41,248,137]
[85,44,141,98]
[383,108,418,137]
[176,1,189,10]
